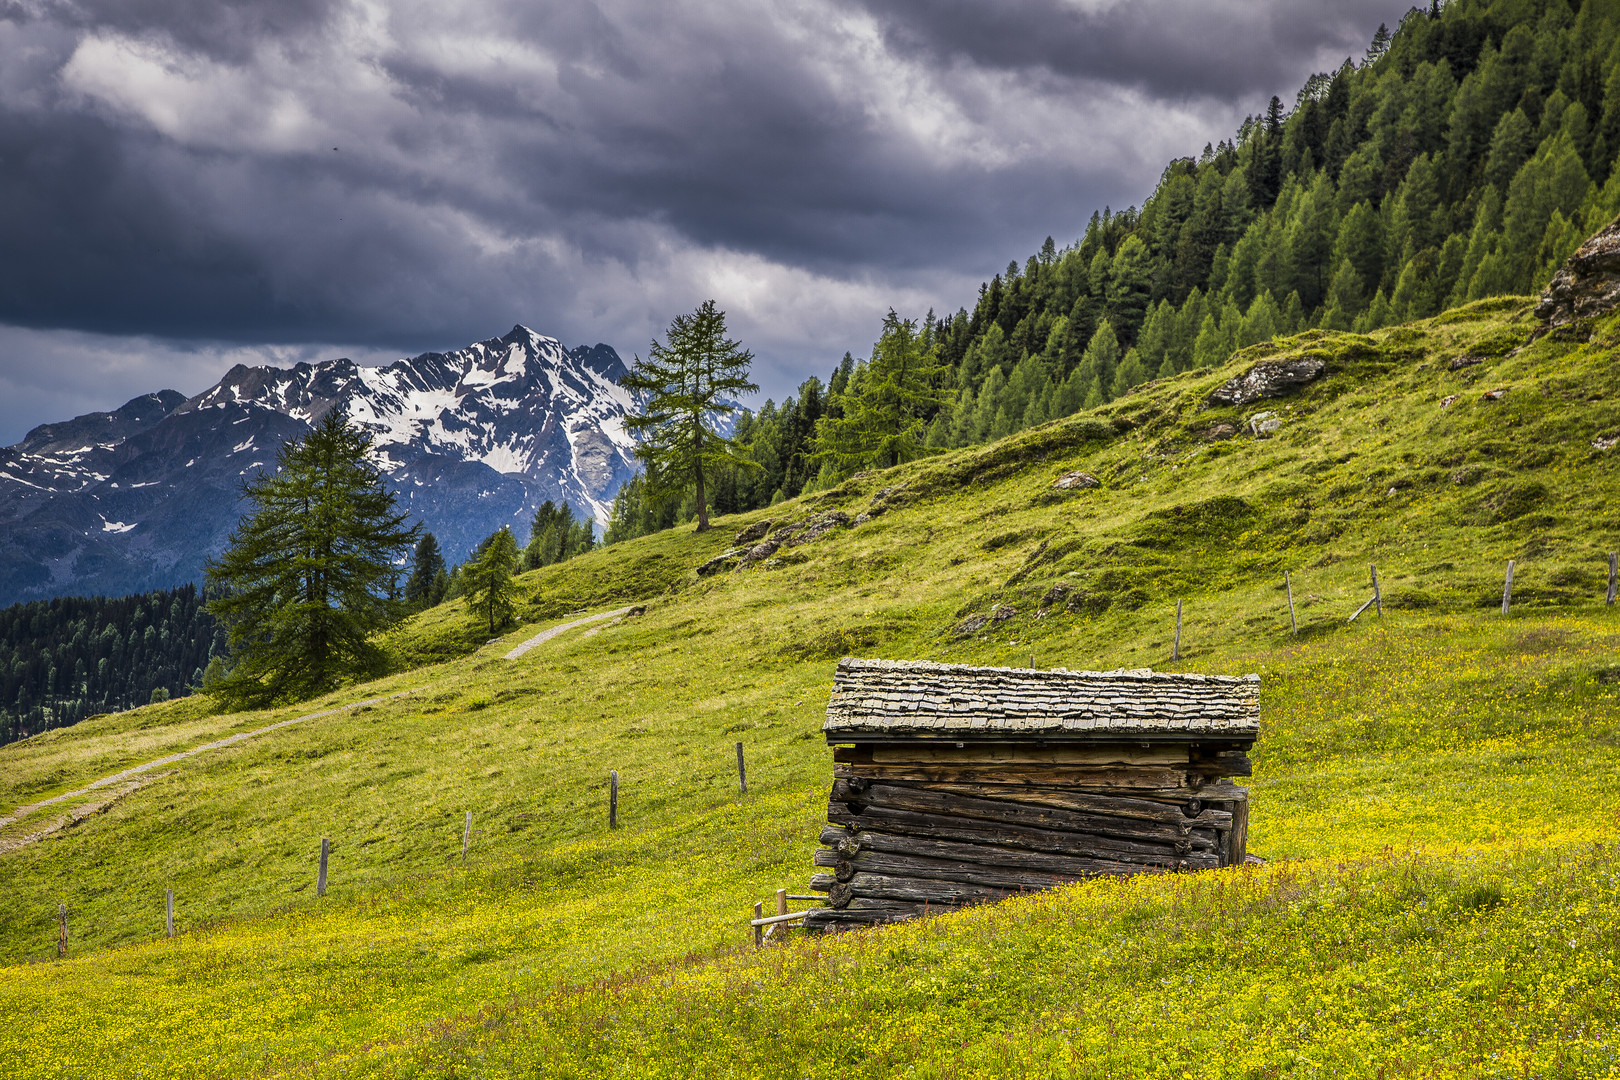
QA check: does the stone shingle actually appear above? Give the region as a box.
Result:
[823,657,1259,740]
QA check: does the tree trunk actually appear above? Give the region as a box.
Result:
[693,465,709,532]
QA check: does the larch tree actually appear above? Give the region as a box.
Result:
[619,300,758,532]
[813,310,952,472]
[464,527,520,634]
[205,409,418,707]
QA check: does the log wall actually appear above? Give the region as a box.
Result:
[805,741,1250,931]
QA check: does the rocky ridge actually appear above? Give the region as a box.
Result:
[0,326,641,606]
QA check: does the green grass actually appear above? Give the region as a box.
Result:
[4,298,1620,1076]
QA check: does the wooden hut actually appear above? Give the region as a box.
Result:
[805,657,1259,931]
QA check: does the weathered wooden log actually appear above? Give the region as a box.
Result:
[808,872,837,893]
[827,801,861,829]
[1191,749,1253,777]
[833,761,1195,789]
[893,781,1234,828]
[835,848,1172,888]
[833,872,1020,908]
[803,900,937,930]
[869,744,1191,766]
[833,781,1218,842]
[820,824,851,847]
[828,803,1216,858]
[840,829,1218,874]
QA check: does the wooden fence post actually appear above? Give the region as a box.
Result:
[776,888,788,918]
[609,770,619,829]
[1502,560,1515,615]
[1285,571,1298,636]
[1370,564,1383,617]
[1608,553,1617,606]
[166,889,174,939]
[317,838,329,897]
[735,742,747,794]
[1172,599,1183,662]
[462,811,472,860]
[56,904,66,959]
[753,901,764,949]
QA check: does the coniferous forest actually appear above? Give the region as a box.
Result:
[0,585,225,746]
[606,0,1620,540]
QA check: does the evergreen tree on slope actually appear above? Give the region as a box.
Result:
[205,410,418,707]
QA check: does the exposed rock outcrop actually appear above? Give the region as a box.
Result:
[734,520,773,545]
[1536,213,1620,328]
[1051,470,1100,491]
[1208,357,1326,407]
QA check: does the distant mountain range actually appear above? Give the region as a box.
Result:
[0,326,641,606]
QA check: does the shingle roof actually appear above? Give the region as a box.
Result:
[823,657,1260,741]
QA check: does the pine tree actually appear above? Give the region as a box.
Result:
[1320,259,1366,329]
[1109,348,1150,398]
[204,410,418,707]
[1077,321,1121,397]
[620,300,759,532]
[464,528,520,635]
[814,311,953,471]
[404,533,446,607]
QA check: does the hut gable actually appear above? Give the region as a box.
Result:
[823,658,1260,741]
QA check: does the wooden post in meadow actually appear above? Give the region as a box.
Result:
[165,889,174,939]
[735,742,747,794]
[1502,560,1515,615]
[609,770,619,829]
[462,811,473,860]
[1172,599,1183,662]
[753,901,764,949]
[1285,571,1298,636]
[776,888,788,919]
[317,838,330,897]
[56,904,66,959]
[1607,553,1617,606]
[1370,565,1383,617]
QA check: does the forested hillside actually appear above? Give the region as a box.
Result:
[607,0,1620,537]
[0,586,224,746]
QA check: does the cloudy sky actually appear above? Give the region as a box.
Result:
[0,0,1407,443]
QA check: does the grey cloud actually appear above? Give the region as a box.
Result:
[22,0,340,61]
[0,0,1413,442]
[857,0,1402,100]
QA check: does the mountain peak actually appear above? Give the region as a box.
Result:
[0,327,641,606]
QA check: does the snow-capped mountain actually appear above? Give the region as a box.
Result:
[0,326,642,607]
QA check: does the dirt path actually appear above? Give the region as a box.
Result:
[504,607,633,660]
[0,690,417,833]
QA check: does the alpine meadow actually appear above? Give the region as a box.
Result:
[5,1,1620,1078]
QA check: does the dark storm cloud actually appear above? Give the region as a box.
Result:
[858,0,1400,100]
[0,0,1411,442]
[19,0,340,62]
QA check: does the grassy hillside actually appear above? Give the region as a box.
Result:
[4,297,1620,1077]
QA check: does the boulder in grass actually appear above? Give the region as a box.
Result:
[953,614,988,637]
[783,511,851,547]
[734,519,773,545]
[1208,357,1326,407]
[991,604,1018,622]
[1052,470,1100,491]
[741,540,780,563]
[1536,212,1620,328]
[697,549,744,576]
